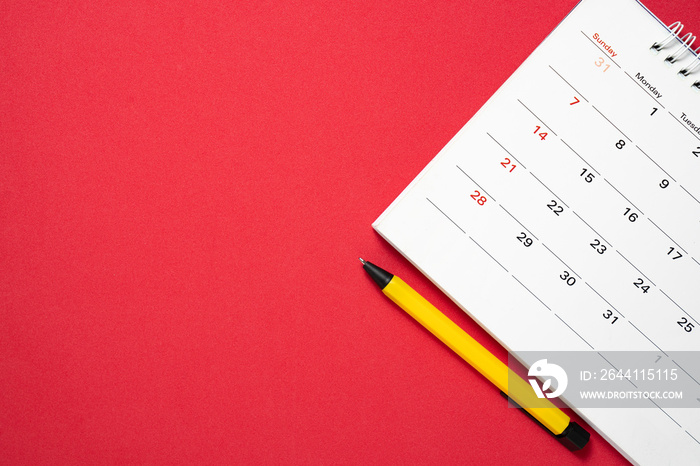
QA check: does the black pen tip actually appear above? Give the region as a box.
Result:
[360,259,394,290]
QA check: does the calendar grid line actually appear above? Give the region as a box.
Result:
[672,360,700,386]
[572,211,614,248]
[616,250,656,286]
[548,65,589,102]
[623,376,639,390]
[512,275,551,311]
[517,99,558,136]
[487,133,527,169]
[426,198,466,234]
[586,282,624,317]
[628,321,668,356]
[596,352,620,372]
[686,431,700,447]
[592,105,633,142]
[555,313,595,349]
[530,173,569,208]
[561,140,600,175]
[668,112,700,142]
[649,399,682,429]
[659,289,698,326]
[456,165,497,201]
[647,218,687,254]
[635,145,676,182]
[470,237,509,273]
[542,243,580,279]
[679,184,700,206]
[603,179,644,214]
[500,205,539,241]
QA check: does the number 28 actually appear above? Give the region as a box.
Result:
[470,190,487,205]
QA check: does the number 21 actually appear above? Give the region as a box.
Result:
[500,158,516,172]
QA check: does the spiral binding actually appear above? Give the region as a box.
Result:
[651,21,700,90]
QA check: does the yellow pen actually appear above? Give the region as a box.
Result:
[360,258,589,450]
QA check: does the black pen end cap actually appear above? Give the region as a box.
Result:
[361,260,394,290]
[557,421,590,451]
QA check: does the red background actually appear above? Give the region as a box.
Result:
[1,1,696,463]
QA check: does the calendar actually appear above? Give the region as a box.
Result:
[373,0,700,463]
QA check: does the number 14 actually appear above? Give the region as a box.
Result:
[534,126,548,140]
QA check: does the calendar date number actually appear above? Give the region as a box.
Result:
[516,232,534,247]
[580,168,595,183]
[677,317,694,333]
[668,247,683,260]
[623,207,638,222]
[633,278,650,293]
[594,57,611,72]
[533,126,548,140]
[590,239,607,254]
[470,190,487,205]
[603,309,619,324]
[501,158,517,172]
[547,200,564,216]
[560,270,576,286]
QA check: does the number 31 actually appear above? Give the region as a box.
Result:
[594,57,610,72]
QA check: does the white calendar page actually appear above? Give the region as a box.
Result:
[373,0,700,463]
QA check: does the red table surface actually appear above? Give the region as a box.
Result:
[1,1,697,464]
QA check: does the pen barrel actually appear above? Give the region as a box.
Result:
[383,276,570,435]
